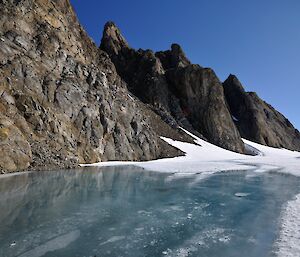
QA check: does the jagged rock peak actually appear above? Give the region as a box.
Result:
[156,43,191,70]
[0,2,179,172]
[224,74,246,91]
[223,75,300,151]
[99,21,244,153]
[225,74,239,83]
[165,66,245,153]
[170,43,191,68]
[100,21,129,56]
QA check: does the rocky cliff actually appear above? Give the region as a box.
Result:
[100,22,245,153]
[0,1,299,173]
[100,22,300,153]
[223,75,300,151]
[0,0,192,173]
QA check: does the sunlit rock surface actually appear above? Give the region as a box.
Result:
[0,0,190,172]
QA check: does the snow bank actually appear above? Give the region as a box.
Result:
[241,139,300,176]
[83,128,300,176]
[274,194,300,257]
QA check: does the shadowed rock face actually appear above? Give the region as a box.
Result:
[100,23,169,108]
[223,75,300,151]
[100,22,245,153]
[100,22,192,131]
[0,0,189,172]
[156,43,191,69]
[165,66,245,153]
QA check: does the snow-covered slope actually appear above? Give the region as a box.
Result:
[83,128,300,176]
[274,194,300,257]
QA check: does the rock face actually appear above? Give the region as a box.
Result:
[101,22,300,153]
[0,0,188,172]
[100,22,245,153]
[156,43,191,69]
[165,66,245,153]
[1,1,299,172]
[100,22,171,112]
[223,75,300,151]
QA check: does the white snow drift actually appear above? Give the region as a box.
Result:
[83,127,300,177]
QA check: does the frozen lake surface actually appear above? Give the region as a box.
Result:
[0,166,299,257]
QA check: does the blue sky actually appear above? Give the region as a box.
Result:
[71,0,300,129]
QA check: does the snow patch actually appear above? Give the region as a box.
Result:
[100,236,126,246]
[18,230,80,257]
[82,127,300,177]
[274,194,300,257]
[232,115,239,122]
[234,192,250,197]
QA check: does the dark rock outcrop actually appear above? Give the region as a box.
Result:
[100,22,194,132]
[165,66,245,153]
[0,0,188,172]
[223,75,300,151]
[100,22,171,110]
[100,22,245,153]
[156,43,191,69]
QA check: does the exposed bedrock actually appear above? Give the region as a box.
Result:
[223,75,300,151]
[165,66,245,153]
[0,0,189,172]
[100,22,245,153]
[1,1,299,172]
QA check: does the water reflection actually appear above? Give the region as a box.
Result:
[0,167,299,257]
[0,166,163,228]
